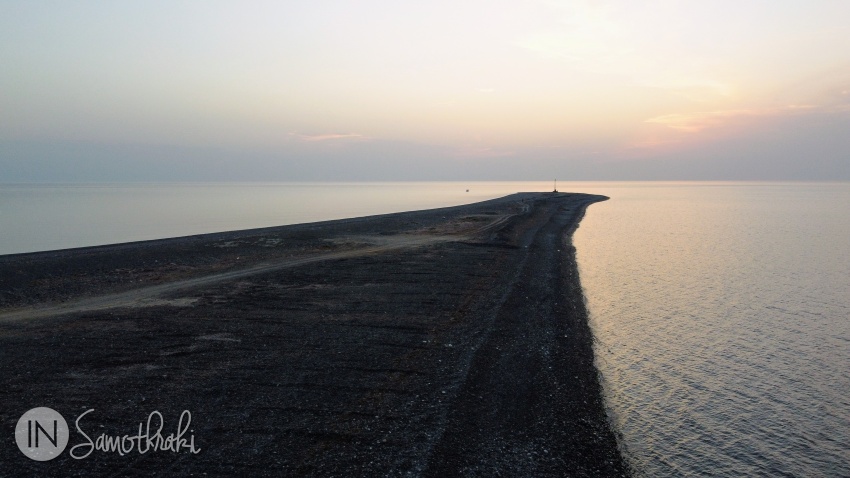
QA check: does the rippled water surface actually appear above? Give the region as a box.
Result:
[573,183,850,477]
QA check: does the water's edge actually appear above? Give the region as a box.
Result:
[570,198,637,476]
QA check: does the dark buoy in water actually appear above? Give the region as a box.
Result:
[553,179,558,193]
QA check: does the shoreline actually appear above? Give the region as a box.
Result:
[0,192,628,476]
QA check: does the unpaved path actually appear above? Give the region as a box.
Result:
[0,234,457,321]
[423,196,622,476]
[0,213,515,322]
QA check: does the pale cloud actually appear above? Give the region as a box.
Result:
[4,1,850,181]
[822,77,850,107]
[640,68,850,136]
[645,106,816,133]
[453,146,516,158]
[644,79,733,103]
[628,102,848,156]
[645,109,771,133]
[290,133,368,142]
[517,1,625,64]
[517,1,732,102]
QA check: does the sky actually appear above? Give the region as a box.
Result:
[2,0,849,181]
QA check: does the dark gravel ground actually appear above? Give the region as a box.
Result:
[0,193,630,477]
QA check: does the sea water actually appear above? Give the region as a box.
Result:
[573,182,850,477]
[2,181,848,475]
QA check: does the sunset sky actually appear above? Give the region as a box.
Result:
[2,1,849,181]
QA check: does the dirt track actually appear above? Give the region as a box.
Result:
[0,234,480,322]
[0,192,629,477]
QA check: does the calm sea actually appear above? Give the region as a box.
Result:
[2,181,848,475]
[573,182,850,477]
